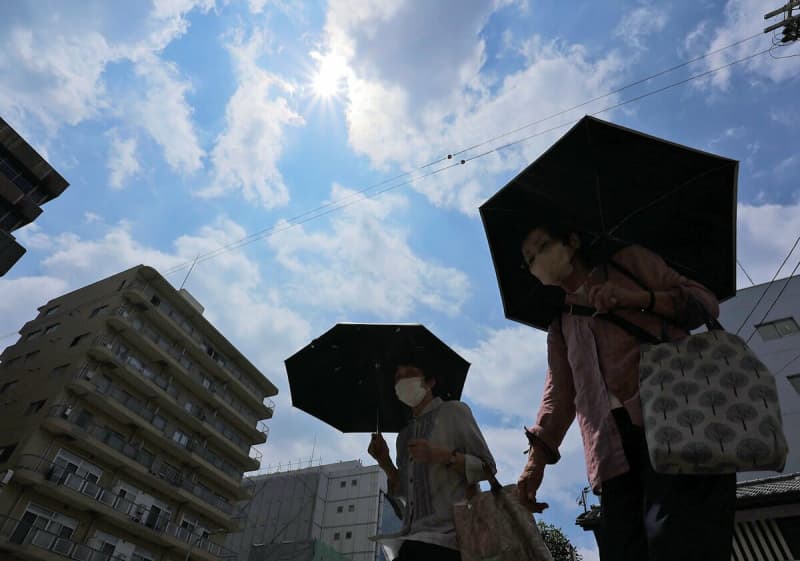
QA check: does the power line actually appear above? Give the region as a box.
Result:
[737,260,756,286]
[159,44,772,279]
[735,235,800,336]
[451,32,763,160]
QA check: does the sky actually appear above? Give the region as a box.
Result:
[2,0,800,558]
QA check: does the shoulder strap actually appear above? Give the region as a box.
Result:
[597,312,663,345]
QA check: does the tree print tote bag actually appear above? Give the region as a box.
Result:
[636,325,788,474]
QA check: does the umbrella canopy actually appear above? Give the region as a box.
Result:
[480,115,738,330]
[286,323,470,433]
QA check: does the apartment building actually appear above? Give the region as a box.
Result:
[0,117,69,276]
[227,460,399,561]
[0,265,278,561]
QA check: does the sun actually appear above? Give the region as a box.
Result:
[310,53,348,100]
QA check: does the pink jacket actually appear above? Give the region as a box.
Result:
[527,245,719,491]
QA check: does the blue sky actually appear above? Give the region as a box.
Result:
[2,0,800,558]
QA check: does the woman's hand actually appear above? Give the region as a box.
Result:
[517,461,549,513]
[368,433,391,467]
[588,283,648,314]
[407,439,451,464]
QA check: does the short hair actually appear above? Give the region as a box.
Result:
[521,220,615,268]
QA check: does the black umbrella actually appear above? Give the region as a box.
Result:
[480,115,738,330]
[285,323,470,433]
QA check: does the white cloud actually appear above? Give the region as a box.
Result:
[266,183,471,318]
[613,3,669,50]
[0,276,68,344]
[131,55,205,175]
[201,29,304,207]
[691,0,800,90]
[106,130,142,189]
[324,0,627,215]
[458,326,548,419]
[737,202,800,286]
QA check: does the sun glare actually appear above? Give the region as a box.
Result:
[311,53,348,99]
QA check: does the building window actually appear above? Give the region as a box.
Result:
[70,333,90,347]
[89,305,108,318]
[150,295,161,306]
[172,430,190,448]
[351,479,358,486]
[152,415,167,431]
[26,329,41,341]
[25,351,39,362]
[0,380,19,394]
[0,443,17,463]
[117,280,127,291]
[44,323,60,334]
[333,533,340,540]
[345,531,352,539]
[348,504,355,512]
[340,481,346,488]
[25,400,46,415]
[756,317,800,341]
[337,506,343,513]
[44,305,60,316]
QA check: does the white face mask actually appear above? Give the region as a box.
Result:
[530,240,574,286]
[395,377,428,407]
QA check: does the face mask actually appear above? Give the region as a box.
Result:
[395,377,428,407]
[531,241,574,286]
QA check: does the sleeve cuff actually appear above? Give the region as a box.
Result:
[463,453,491,485]
[525,426,561,464]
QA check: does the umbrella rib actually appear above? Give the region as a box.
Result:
[605,162,732,238]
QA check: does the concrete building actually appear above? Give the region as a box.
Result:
[0,117,69,276]
[0,265,278,561]
[718,274,800,478]
[227,460,400,561]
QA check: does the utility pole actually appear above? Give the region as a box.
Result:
[764,1,800,43]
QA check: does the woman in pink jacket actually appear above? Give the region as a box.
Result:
[516,222,736,561]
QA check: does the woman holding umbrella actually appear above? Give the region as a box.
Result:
[368,356,496,561]
[515,221,736,561]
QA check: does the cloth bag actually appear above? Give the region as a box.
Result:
[453,470,553,561]
[602,301,789,474]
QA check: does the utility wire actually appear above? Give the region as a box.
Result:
[451,31,763,159]
[156,34,769,278]
[735,235,800,335]
[738,260,756,286]
[158,45,772,280]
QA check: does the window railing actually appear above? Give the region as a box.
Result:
[45,405,232,514]
[81,353,254,467]
[123,283,269,407]
[108,311,261,426]
[7,457,235,559]
[0,513,127,561]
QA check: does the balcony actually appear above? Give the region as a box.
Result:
[103,314,264,433]
[42,405,238,526]
[0,514,126,561]
[87,339,261,467]
[11,456,235,561]
[122,284,275,410]
[69,371,251,489]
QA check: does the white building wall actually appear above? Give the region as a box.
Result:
[718,275,800,479]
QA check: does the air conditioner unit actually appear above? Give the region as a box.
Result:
[0,469,14,486]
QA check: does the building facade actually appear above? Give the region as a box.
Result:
[0,117,69,276]
[228,460,399,561]
[0,265,278,561]
[717,274,800,478]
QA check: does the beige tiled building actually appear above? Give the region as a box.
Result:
[0,265,278,561]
